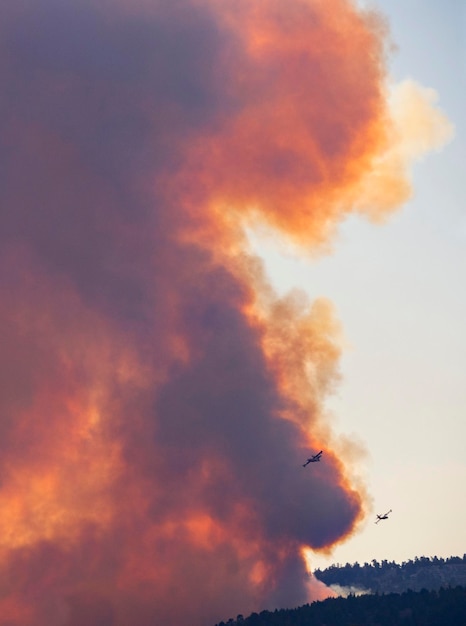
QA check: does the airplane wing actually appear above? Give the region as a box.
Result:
[303,451,322,466]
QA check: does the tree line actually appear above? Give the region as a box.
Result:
[213,555,466,626]
[214,586,466,626]
[313,554,466,594]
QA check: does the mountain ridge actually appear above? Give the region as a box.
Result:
[213,555,466,626]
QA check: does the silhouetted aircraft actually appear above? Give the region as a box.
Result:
[303,451,322,467]
[375,509,392,524]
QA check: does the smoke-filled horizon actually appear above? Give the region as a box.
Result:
[0,1,452,624]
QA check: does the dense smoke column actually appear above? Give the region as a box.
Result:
[0,1,452,625]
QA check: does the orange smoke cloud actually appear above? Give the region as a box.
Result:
[0,1,452,625]
[176,0,392,249]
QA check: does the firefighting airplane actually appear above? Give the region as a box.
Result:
[375,509,392,524]
[302,451,323,467]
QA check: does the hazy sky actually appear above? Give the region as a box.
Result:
[255,0,466,569]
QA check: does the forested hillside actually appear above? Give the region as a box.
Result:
[314,555,466,594]
[213,556,466,626]
[214,586,466,626]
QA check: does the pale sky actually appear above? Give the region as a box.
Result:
[253,0,466,568]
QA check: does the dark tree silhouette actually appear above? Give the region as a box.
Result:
[214,555,466,626]
[314,554,466,593]
[214,586,466,626]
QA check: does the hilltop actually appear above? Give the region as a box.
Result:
[314,554,466,594]
[213,555,466,626]
[213,586,466,626]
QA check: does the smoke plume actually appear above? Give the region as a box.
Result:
[0,1,452,624]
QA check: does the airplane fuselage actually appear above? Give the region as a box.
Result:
[303,452,322,467]
[375,509,392,524]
